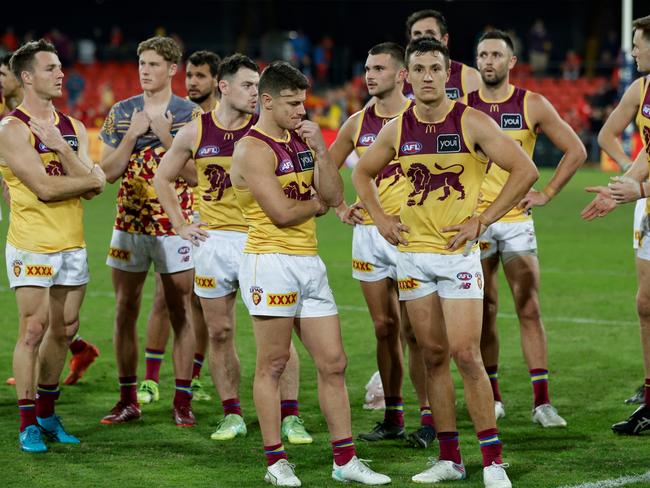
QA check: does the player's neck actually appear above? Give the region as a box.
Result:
[143,84,172,106]
[375,90,409,118]
[6,91,23,111]
[256,113,288,140]
[214,102,250,129]
[21,91,56,121]
[479,81,512,102]
[199,96,218,113]
[412,97,451,123]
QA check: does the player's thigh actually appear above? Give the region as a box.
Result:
[636,256,650,314]
[502,254,541,305]
[440,297,483,351]
[15,286,50,331]
[404,292,448,354]
[111,268,148,304]
[251,315,295,367]
[49,284,87,329]
[297,314,346,369]
[199,292,237,335]
[359,278,400,329]
[481,253,500,303]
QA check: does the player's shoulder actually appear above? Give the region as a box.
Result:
[112,94,144,112]
[170,95,201,118]
[0,113,29,137]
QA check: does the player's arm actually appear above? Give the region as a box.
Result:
[100,107,151,183]
[72,120,106,200]
[179,160,198,187]
[597,78,642,170]
[329,111,365,225]
[231,138,324,227]
[463,66,482,94]
[444,109,538,251]
[150,110,174,150]
[352,119,409,245]
[519,93,587,211]
[0,119,105,201]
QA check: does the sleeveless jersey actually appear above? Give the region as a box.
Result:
[352,100,411,223]
[403,60,468,100]
[467,86,537,222]
[635,76,650,215]
[191,111,258,231]
[396,102,488,253]
[235,127,317,255]
[0,107,85,252]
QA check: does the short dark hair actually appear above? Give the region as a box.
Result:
[259,61,309,96]
[368,42,406,68]
[405,38,450,69]
[1,52,13,67]
[633,15,650,42]
[187,50,221,76]
[405,9,448,41]
[9,39,57,84]
[218,53,259,80]
[137,36,182,64]
[477,29,515,53]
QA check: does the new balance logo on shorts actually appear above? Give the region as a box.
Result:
[267,292,298,306]
[352,260,373,272]
[108,248,131,261]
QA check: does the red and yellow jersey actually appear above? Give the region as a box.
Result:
[0,106,85,252]
[403,60,469,101]
[467,86,537,222]
[635,76,650,215]
[100,94,201,236]
[395,102,488,254]
[352,99,411,223]
[191,111,257,231]
[234,127,317,255]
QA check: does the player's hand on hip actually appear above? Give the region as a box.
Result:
[336,203,365,225]
[296,120,327,154]
[151,110,173,139]
[178,222,209,246]
[126,108,151,138]
[443,216,487,253]
[581,186,616,221]
[28,118,68,153]
[518,189,549,212]
[376,214,409,246]
[608,176,642,204]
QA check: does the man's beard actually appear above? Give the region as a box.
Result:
[189,92,211,104]
[483,72,506,87]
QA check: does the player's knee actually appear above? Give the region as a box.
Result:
[20,317,47,349]
[260,354,290,380]
[208,322,234,345]
[63,318,81,342]
[517,298,542,326]
[421,343,448,371]
[115,294,141,320]
[636,293,650,321]
[373,315,399,341]
[317,351,347,378]
[451,346,483,377]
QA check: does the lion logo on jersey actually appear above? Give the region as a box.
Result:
[644,126,650,150]
[375,162,403,189]
[45,161,66,176]
[283,181,312,201]
[202,164,231,202]
[406,163,465,206]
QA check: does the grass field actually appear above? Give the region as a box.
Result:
[1,167,649,488]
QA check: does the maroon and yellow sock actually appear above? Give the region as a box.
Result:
[332,437,356,466]
[119,375,138,404]
[69,334,88,354]
[438,431,462,464]
[264,442,287,466]
[144,348,164,383]
[530,368,550,407]
[174,379,193,408]
[420,406,434,427]
[36,383,60,418]
[280,399,299,420]
[644,378,650,406]
[384,396,404,426]
[486,365,502,402]
[477,428,503,467]
[222,398,242,416]
[192,353,204,379]
[18,399,36,432]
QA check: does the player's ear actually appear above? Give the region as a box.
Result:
[218,79,228,95]
[169,63,178,77]
[509,55,518,70]
[396,67,407,85]
[260,92,273,110]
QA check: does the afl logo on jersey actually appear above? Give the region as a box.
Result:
[437,134,461,153]
[359,133,376,146]
[446,87,460,100]
[279,159,294,173]
[642,104,650,118]
[501,114,523,130]
[38,142,49,152]
[401,141,422,154]
[197,145,220,157]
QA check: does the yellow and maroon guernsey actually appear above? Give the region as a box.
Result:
[191,111,258,231]
[0,107,85,252]
[352,100,411,224]
[404,60,468,100]
[467,86,537,223]
[234,127,317,255]
[395,102,488,254]
[635,76,650,215]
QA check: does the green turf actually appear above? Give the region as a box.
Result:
[0,168,648,487]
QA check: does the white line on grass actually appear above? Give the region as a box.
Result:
[557,471,650,488]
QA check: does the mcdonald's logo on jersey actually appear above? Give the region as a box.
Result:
[223,132,234,140]
[489,104,499,113]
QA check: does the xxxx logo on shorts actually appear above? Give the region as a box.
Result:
[398,277,420,291]
[267,292,298,306]
[108,247,131,261]
[352,260,373,272]
[195,276,216,288]
[26,265,53,277]
[12,259,23,277]
[250,286,263,306]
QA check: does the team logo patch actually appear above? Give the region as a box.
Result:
[12,259,23,278]
[178,246,190,255]
[108,247,131,261]
[401,141,422,154]
[398,277,420,291]
[26,265,53,277]
[195,276,216,288]
[501,113,523,130]
[279,159,294,173]
[446,87,460,100]
[643,104,650,118]
[476,272,483,290]
[250,286,263,306]
[437,134,461,153]
[479,241,491,251]
[297,150,315,171]
[63,135,79,151]
[457,272,472,281]
[197,145,220,157]
[406,163,465,205]
[352,260,374,272]
[267,292,298,306]
[359,133,376,146]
